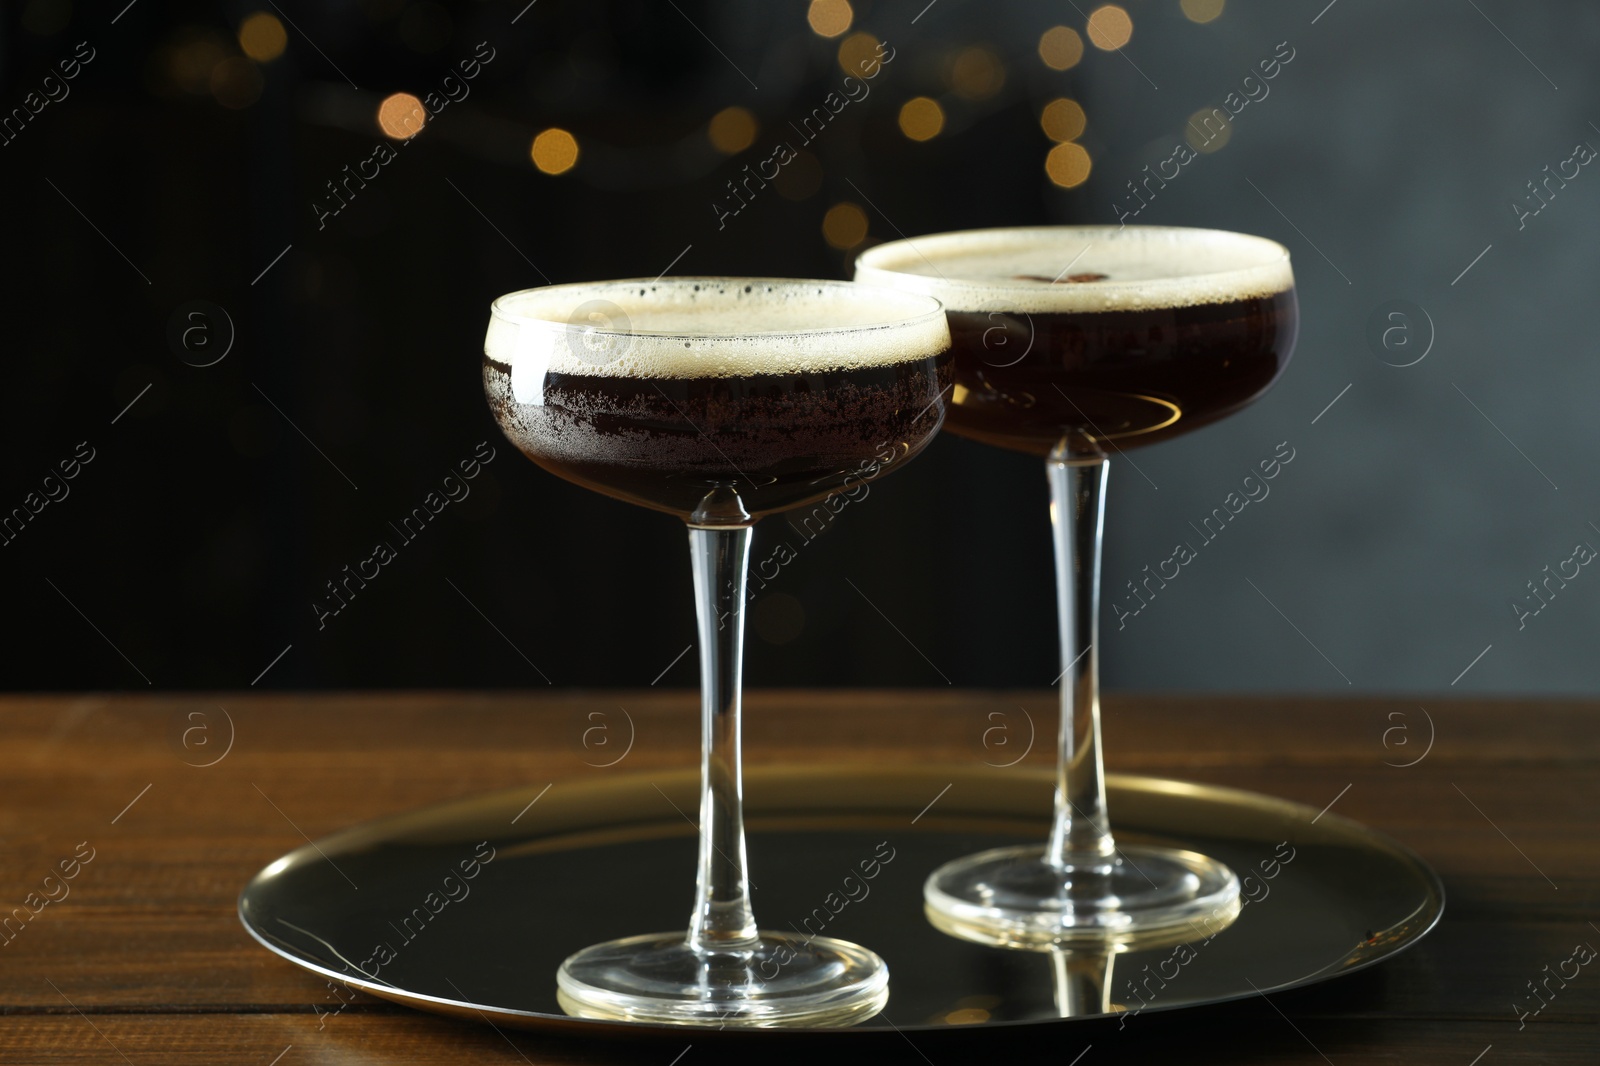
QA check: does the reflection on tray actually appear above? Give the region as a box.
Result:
[238,768,1446,1035]
[926,900,1242,1023]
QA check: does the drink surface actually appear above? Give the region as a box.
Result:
[482,279,951,523]
[855,227,1297,456]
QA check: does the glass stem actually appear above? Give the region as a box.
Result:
[1045,440,1116,868]
[1051,947,1115,1017]
[685,523,760,953]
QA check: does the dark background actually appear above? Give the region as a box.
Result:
[5,0,1598,693]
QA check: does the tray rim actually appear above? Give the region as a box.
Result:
[238,764,1446,1038]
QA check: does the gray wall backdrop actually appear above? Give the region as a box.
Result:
[1061,0,1600,692]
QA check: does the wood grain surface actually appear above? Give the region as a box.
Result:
[1,691,1593,1063]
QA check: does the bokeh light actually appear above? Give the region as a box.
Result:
[898,97,945,141]
[377,92,427,139]
[210,57,263,109]
[807,0,853,38]
[1040,98,1086,143]
[1181,0,1226,23]
[1086,4,1134,50]
[1046,142,1092,188]
[823,202,869,249]
[950,45,1005,99]
[708,106,758,154]
[751,592,806,645]
[1037,26,1084,70]
[837,31,881,76]
[165,33,229,96]
[1185,107,1231,153]
[238,12,287,62]
[775,150,823,200]
[531,128,580,174]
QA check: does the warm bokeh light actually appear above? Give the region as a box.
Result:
[751,591,806,645]
[531,128,580,174]
[1086,4,1134,50]
[823,202,869,249]
[1181,0,1226,23]
[807,0,853,38]
[168,34,228,96]
[950,45,1005,100]
[898,96,945,141]
[1040,98,1086,143]
[376,93,427,139]
[1038,26,1084,70]
[1185,107,1231,153]
[707,106,758,154]
[1046,142,1092,187]
[774,150,823,200]
[237,12,287,62]
[837,32,881,76]
[210,57,263,109]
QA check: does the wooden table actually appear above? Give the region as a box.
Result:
[2,692,1593,1063]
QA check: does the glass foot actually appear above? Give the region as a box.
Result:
[924,843,1241,949]
[556,932,889,1027]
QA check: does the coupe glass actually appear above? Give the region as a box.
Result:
[857,227,1297,947]
[482,278,952,1024]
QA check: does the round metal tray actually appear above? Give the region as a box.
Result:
[239,766,1443,1036]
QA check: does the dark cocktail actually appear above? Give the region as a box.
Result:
[939,293,1294,455]
[484,277,951,1022]
[858,227,1297,946]
[486,285,949,522]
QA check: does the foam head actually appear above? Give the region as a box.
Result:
[485,277,950,380]
[854,226,1294,314]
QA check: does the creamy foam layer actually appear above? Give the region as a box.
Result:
[854,226,1293,313]
[486,278,950,379]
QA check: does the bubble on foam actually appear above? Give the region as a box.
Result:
[485,278,950,382]
[854,226,1293,314]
